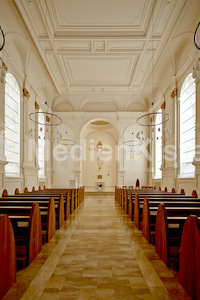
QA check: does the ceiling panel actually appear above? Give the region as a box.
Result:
[54,0,145,26]
[66,58,135,85]
[13,0,191,110]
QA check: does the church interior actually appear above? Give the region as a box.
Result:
[1,0,200,299]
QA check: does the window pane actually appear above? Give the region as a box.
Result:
[180,74,196,178]
[38,112,45,178]
[5,73,20,177]
[155,110,162,179]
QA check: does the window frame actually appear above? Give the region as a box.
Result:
[179,73,196,178]
[154,109,162,179]
[37,110,45,178]
[4,73,21,177]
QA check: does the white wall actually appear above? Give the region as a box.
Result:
[123,124,148,187]
[52,123,76,188]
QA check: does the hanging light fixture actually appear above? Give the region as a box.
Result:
[57,131,76,146]
[136,111,170,127]
[192,22,200,84]
[194,22,200,50]
[0,26,5,51]
[29,101,62,126]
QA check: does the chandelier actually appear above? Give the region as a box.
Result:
[0,26,5,51]
[194,22,200,50]
[29,101,62,126]
[136,112,170,127]
[192,22,200,84]
[57,139,76,146]
[57,131,76,146]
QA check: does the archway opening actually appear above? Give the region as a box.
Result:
[80,120,119,192]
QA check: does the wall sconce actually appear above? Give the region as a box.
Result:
[35,101,40,111]
[192,57,200,84]
[161,102,165,110]
[23,88,30,100]
[0,58,8,82]
[171,88,177,100]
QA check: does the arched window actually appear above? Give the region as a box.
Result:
[5,73,20,177]
[38,111,45,178]
[155,109,162,179]
[180,73,196,177]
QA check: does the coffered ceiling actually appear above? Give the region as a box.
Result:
[13,0,197,111]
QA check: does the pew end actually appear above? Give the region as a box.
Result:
[155,203,181,270]
[134,194,140,229]
[192,190,198,198]
[58,194,64,228]
[179,215,200,299]
[15,188,19,194]
[180,189,185,195]
[155,203,170,267]
[0,214,16,299]
[2,189,8,196]
[15,203,42,269]
[142,197,151,243]
[42,197,56,244]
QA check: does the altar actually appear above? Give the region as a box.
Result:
[94,182,105,191]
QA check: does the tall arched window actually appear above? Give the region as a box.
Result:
[180,73,196,177]
[38,111,45,178]
[155,109,162,179]
[5,73,20,177]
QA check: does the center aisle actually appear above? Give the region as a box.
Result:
[4,194,190,300]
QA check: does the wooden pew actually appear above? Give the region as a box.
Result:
[192,190,198,197]
[66,192,70,219]
[142,197,151,243]
[141,195,200,244]
[134,194,140,229]
[2,189,8,196]
[155,204,181,269]
[0,198,56,245]
[21,187,80,214]
[58,194,64,228]
[14,203,42,268]
[179,215,200,300]
[180,189,185,195]
[127,190,199,221]
[45,197,56,243]
[0,214,16,299]
[119,187,178,210]
[155,203,170,267]
[15,188,19,194]
[1,194,65,228]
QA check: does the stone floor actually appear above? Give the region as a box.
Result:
[4,194,190,300]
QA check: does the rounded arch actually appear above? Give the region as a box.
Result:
[178,71,194,98]
[81,118,119,189]
[52,96,74,112]
[5,32,31,76]
[125,96,148,111]
[5,72,20,95]
[80,117,121,139]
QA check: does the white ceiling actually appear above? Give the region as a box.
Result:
[13,0,199,111]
